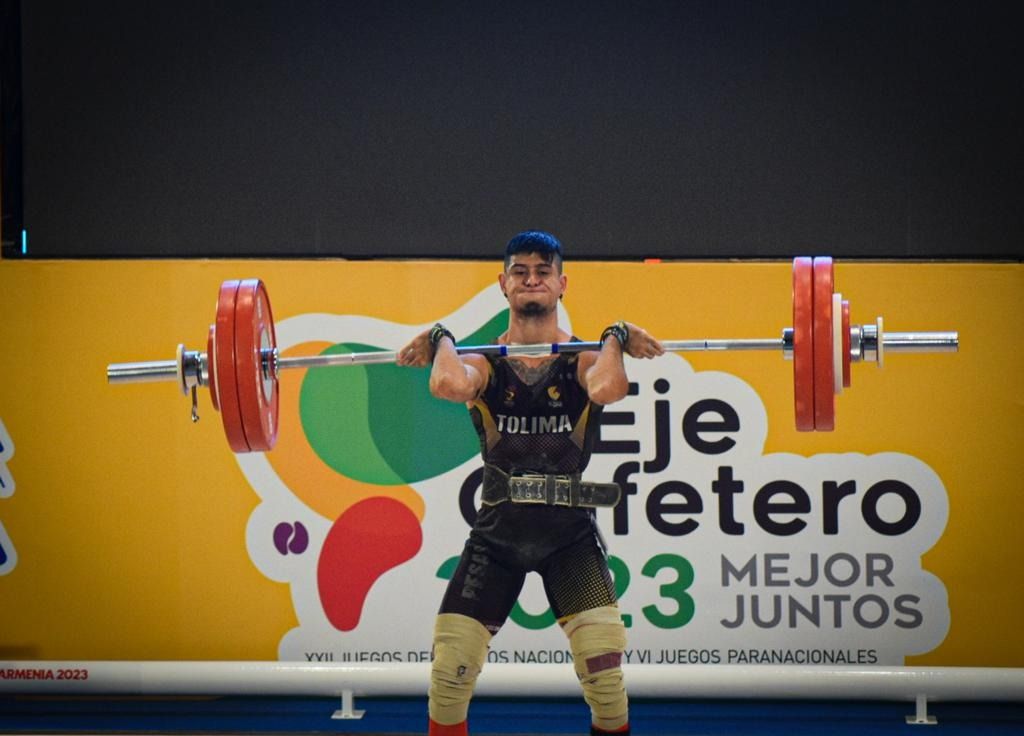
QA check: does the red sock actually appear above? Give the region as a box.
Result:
[591,723,630,736]
[429,718,468,736]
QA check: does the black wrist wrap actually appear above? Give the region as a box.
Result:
[600,321,629,349]
[429,323,456,354]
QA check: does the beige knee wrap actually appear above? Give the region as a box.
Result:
[428,613,492,726]
[562,605,629,731]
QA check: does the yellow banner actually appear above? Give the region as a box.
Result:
[0,258,1020,666]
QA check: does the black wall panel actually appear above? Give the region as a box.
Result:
[5,1,1021,259]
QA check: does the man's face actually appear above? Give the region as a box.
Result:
[499,252,566,318]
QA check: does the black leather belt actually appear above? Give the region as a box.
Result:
[482,465,621,508]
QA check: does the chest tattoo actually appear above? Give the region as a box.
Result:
[507,358,558,386]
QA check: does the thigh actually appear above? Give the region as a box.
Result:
[438,537,526,634]
[541,529,617,620]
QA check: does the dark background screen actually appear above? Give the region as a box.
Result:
[3,1,1021,259]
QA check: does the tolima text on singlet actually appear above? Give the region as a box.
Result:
[469,351,604,475]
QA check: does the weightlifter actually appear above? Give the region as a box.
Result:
[397,230,664,736]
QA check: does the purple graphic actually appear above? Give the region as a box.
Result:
[273,521,309,555]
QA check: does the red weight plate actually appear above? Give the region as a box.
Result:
[208,324,220,412]
[233,279,279,452]
[832,294,843,395]
[842,299,851,388]
[216,280,249,452]
[812,257,835,430]
[792,257,815,431]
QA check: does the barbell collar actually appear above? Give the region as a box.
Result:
[850,325,862,363]
[175,345,204,395]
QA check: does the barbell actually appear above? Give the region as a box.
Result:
[106,257,958,452]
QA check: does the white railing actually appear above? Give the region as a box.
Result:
[2,661,1023,702]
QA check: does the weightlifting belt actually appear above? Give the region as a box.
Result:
[481,464,621,508]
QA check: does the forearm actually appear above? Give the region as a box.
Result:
[429,338,480,402]
[584,339,630,405]
[397,323,482,403]
[583,320,664,404]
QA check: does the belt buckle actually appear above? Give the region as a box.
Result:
[551,475,572,506]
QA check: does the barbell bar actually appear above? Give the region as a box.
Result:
[106,257,959,451]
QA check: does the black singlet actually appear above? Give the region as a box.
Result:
[439,350,618,629]
[468,352,604,475]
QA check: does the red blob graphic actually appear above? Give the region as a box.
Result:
[317,497,423,631]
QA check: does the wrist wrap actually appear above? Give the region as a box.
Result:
[429,323,456,355]
[600,321,629,349]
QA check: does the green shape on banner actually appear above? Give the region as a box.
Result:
[364,363,476,483]
[299,310,509,485]
[436,556,459,580]
[367,310,508,482]
[300,343,403,485]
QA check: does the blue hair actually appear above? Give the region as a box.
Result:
[504,230,563,271]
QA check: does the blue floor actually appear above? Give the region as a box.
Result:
[1,696,1023,734]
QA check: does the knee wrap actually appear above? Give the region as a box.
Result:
[563,605,629,731]
[428,613,492,726]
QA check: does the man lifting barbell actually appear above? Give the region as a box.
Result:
[104,240,960,734]
[395,230,663,736]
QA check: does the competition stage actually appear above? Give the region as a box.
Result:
[3,661,1024,734]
